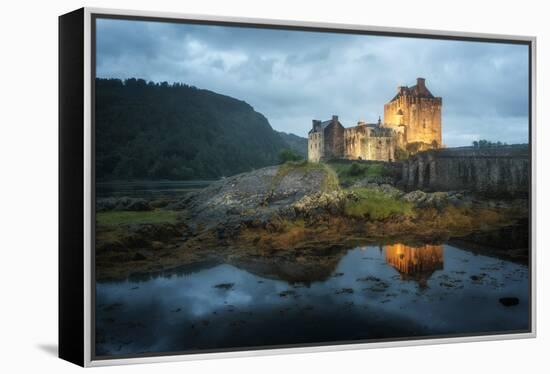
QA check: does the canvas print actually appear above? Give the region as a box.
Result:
[93,16,531,358]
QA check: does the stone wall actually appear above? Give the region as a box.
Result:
[344,124,396,161]
[343,125,367,160]
[363,136,396,161]
[401,145,530,197]
[308,130,324,162]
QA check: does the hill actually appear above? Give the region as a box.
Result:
[95,78,301,181]
[277,131,308,157]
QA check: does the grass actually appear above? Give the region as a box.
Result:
[275,160,340,192]
[96,209,179,226]
[326,161,388,187]
[345,187,415,220]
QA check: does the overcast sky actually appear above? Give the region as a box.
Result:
[96,18,529,147]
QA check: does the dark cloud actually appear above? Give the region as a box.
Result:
[96,18,529,146]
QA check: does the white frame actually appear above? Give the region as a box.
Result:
[82,7,537,367]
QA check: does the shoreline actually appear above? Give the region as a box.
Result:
[95,206,528,282]
[94,162,529,282]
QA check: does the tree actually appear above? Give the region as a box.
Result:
[472,139,508,148]
[278,148,303,164]
[94,77,295,181]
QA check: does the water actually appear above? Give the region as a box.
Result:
[95,242,529,357]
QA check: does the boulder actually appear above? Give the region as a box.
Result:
[96,197,153,212]
[176,164,342,231]
[291,190,355,218]
[403,190,470,209]
[499,297,519,306]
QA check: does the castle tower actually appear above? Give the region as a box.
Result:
[308,115,345,162]
[383,78,442,150]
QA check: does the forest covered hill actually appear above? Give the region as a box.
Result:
[95,78,307,181]
[277,131,308,158]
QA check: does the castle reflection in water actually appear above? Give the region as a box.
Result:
[384,244,444,288]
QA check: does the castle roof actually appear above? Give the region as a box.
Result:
[389,78,436,102]
[320,119,333,129]
[390,85,435,102]
[309,116,343,134]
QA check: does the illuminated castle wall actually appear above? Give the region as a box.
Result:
[384,78,442,149]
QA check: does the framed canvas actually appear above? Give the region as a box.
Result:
[59,7,536,367]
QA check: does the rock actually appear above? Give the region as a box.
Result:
[354,183,403,198]
[403,190,428,205]
[335,288,354,294]
[226,207,241,215]
[213,283,235,290]
[177,164,344,233]
[402,189,473,209]
[164,192,198,210]
[426,192,450,209]
[279,290,297,297]
[352,176,395,187]
[402,190,445,209]
[356,276,382,282]
[470,273,487,282]
[124,198,152,211]
[97,197,153,212]
[292,190,353,218]
[126,223,182,242]
[499,297,519,306]
[378,184,403,197]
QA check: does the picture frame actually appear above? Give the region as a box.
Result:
[59,7,536,367]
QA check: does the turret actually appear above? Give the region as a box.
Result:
[416,77,426,93]
[312,119,321,131]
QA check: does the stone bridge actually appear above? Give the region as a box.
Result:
[401,145,529,197]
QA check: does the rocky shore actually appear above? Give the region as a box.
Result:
[95,162,529,280]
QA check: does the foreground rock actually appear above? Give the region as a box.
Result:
[178,163,341,233]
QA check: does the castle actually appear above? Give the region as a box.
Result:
[308,78,442,162]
